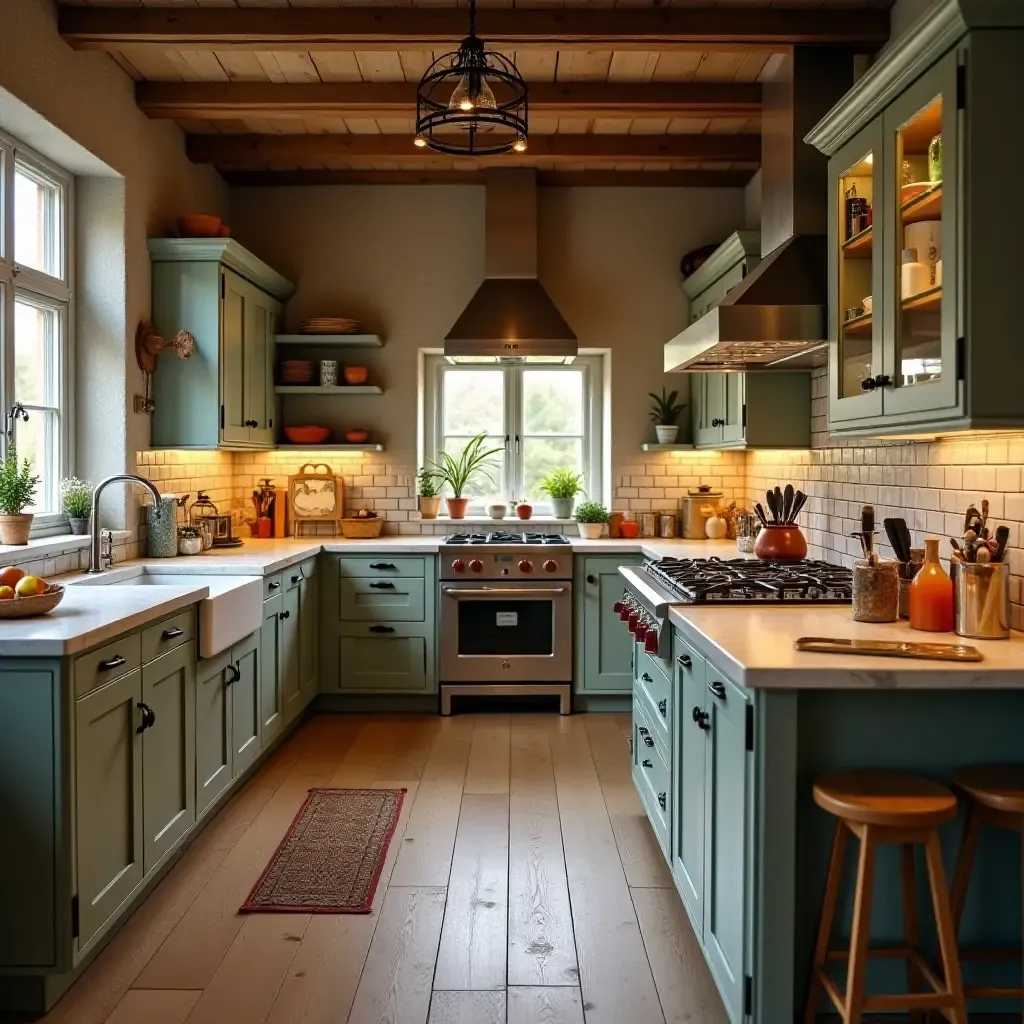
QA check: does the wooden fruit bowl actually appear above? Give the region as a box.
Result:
[0,584,66,618]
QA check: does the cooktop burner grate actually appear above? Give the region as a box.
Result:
[646,556,853,604]
[444,531,570,546]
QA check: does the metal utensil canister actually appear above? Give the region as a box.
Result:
[955,561,1010,639]
[735,512,760,553]
[657,512,677,538]
[638,512,657,538]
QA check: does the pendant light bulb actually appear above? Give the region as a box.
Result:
[413,134,428,148]
[513,136,527,153]
[449,72,497,115]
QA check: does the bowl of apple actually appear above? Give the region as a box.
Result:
[0,567,64,618]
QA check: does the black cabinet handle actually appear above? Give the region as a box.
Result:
[708,680,727,700]
[369,562,396,570]
[711,417,724,427]
[162,627,184,640]
[226,664,241,686]
[99,655,126,672]
[280,610,290,620]
[642,759,653,769]
[860,377,877,391]
[369,581,395,589]
[638,726,654,748]
[641,672,653,683]
[692,706,710,730]
[136,701,155,733]
[658,793,667,811]
[678,654,692,669]
[873,374,892,388]
[369,624,395,633]
[291,574,302,584]
[268,581,281,590]
[587,574,596,584]
[658,698,667,717]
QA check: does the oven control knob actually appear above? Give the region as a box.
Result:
[628,611,640,634]
[620,603,632,621]
[469,559,484,574]
[543,559,558,574]
[452,559,466,573]
[518,559,534,573]
[644,628,660,654]
[635,622,648,641]
[613,600,624,613]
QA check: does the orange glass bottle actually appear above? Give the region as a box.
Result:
[909,537,954,632]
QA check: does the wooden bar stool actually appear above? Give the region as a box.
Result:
[804,771,967,1024]
[949,763,1024,1004]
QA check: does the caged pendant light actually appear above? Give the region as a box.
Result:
[414,0,528,157]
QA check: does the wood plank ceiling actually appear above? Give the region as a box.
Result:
[58,1,893,186]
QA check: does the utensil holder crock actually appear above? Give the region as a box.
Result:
[852,560,899,623]
[753,524,808,561]
[955,561,1010,640]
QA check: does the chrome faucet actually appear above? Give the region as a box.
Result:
[89,474,162,574]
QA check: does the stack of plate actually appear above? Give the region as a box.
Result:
[300,317,363,335]
[279,360,315,385]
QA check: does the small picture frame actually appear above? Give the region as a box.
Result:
[289,463,344,537]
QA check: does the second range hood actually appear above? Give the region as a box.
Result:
[665,49,855,373]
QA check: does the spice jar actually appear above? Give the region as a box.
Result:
[852,560,899,623]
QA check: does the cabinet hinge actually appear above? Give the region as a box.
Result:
[220,274,225,299]
[71,895,80,940]
[741,403,747,429]
[955,337,966,381]
[220,403,225,429]
[956,63,966,110]
[745,704,754,752]
[743,975,753,1017]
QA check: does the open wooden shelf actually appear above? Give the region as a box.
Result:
[902,183,942,224]
[275,334,383,347]
[902,284,942,313]
[274,385,383,395]
[842,225,873,257]
[641,443,696,452]
[276,443,384,452]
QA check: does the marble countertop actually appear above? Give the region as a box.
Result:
[668,604,1024,690]
[0,583,209,657]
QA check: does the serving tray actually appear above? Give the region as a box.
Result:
[794,636,982,663]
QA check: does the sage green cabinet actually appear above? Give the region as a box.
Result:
[141,642,196,874]
[809,4,1024,437]
[691,372,810,450]
[339,634,428,692]
[297,562,319,710]
[74,669,144,949]
[682,231,761,325]
[281,584,302,724]
[339,576,426,622]
[574,555,643,694]
[232,631,262,776]
[195,650,233,817]
[260,593,284,748]
[148,238,293,450]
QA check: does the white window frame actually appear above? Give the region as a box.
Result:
[0,130,75,536]
[422,355,603,515]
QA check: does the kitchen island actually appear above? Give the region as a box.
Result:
[625,575,1024,1024]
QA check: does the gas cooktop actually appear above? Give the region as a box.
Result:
[444,532,570,546]
[646,556,852,604]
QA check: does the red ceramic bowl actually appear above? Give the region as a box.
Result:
[618,520,641,539]
[178,214,222,238]
[344,366,369,385]
[283,425,331,445]
[345,429,370,444]
[754,524,808,561]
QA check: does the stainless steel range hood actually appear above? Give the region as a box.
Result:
[664,49,855,373]
[445,169,577,360]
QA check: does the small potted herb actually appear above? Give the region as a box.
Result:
[0,445,39,545]
[429,433,505,520]
[60,477,94,535]
[574,500,610,540]
[417,467,441,520]
[539,468,584,519]
[649,387,687,445]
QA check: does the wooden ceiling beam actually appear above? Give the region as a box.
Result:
[223,168,756,188]
[137,81,762,121]
[60,6,889,53]
[186,131,761,167]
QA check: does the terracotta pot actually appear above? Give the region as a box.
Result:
[753,524,808,561]
[344,366,369,386]
[0,514,33,546]
[515,503,533,520]
[418,495,442,520]
[446,497,470,520]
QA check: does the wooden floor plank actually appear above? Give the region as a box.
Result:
[547,717,665,1024]
[463,715,511,795]
[263,781,420,1024]
[346,887,447,1024]
[374,716,441,782]
[582,716,673,889]
[507,987,584,1024]
[428,990,506,1024]
[507,718,579,989]
[434,794,510,991]
[631,887,728,1024]
[104,989,201,1024]
[388,717,474,887]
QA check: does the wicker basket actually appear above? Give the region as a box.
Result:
[0,584,66,619]
[340,517,384,539]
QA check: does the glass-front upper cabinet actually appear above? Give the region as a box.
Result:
[828,119,885,424]
[882,50,959,418]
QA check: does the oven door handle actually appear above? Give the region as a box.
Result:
[442,586,568,598]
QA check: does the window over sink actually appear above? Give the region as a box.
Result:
[422,355,603,515]
[0,131,73,534]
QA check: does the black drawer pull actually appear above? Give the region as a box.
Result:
[291,574,302,584]
[161,627,184,640]
[587,574,596,584]
[369,562,396,570]
[677,654,692,669]
[369,624,395,633]
[268,581,281,590]
[642,759,653,769]
[658,792,667,811]
[638,726,654,748]
[136,701,156,733]
[369,581,396,589]
[226,664,241,686]
[641,672,653,683]
[99,655,126,672]
[280,610,290,620]
[658,698,667,717]
[693,707,711,731]
[708,680,727,700]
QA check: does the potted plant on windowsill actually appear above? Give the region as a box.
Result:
[649,387,687,445]
[574,500,610,540]
[60,477,94,535]
[430,433,505,520]
[417,467,441,520]
[539,468,584,519]
[0,445,39,546]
